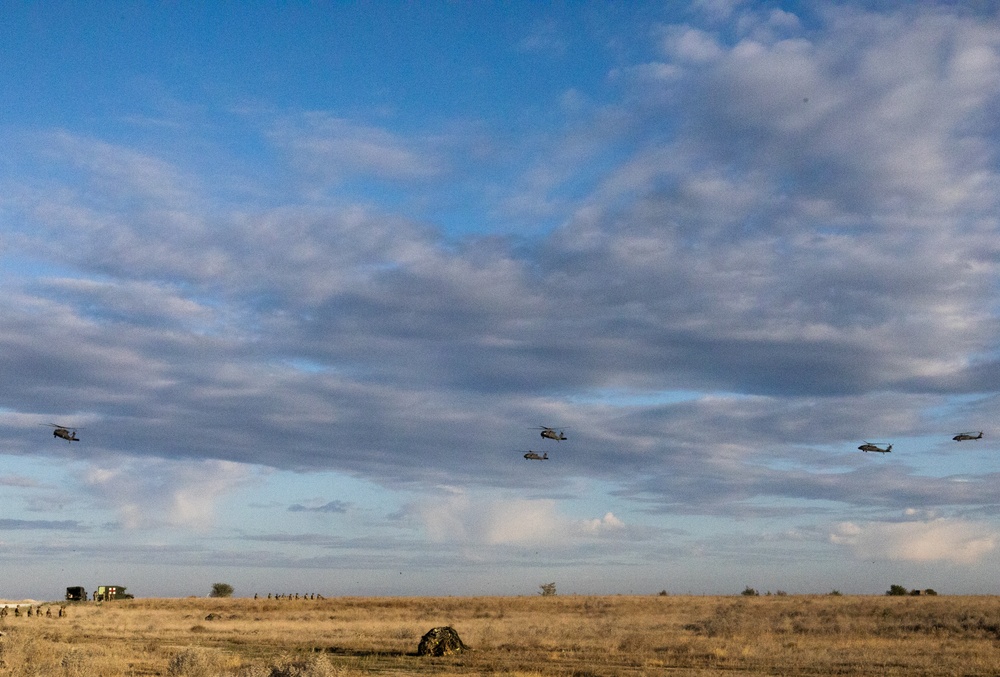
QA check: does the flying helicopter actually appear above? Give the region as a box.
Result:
[43,424,79,442]
[534,426,567,441]
[522,451,548,461]
[953,431,983,441]
[858,442,891,453]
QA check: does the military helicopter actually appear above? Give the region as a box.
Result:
[534,426,567,441]
[43,424,79,442]
[953,431,983,441]
[522,451,548,461]
[858,441,891,453]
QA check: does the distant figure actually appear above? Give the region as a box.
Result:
[26,607,32,618]
[14,607,20,617]
[58,606,66,618]
[45,608,51,618]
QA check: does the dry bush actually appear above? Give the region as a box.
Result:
[267,655,341,677]
[167,647,231,677]
[684,601,751,637]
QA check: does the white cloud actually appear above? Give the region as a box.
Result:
[580,512,625,535]
[518,19,567,56]
[412,492,629,547]
[692,0,744,23]
[413,491,564,546]
[482,500,564,546]
[83,458,257,529]
[659,26,724,63]
[830,518,998,564]
[270,113,445,183]
[48,130,198,207]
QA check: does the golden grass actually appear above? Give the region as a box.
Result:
[1,594,999,675]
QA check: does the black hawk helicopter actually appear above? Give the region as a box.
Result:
[858,441,891,453]
[952,431,983,441]
[522,451,548,461]
[43,424,80,442]
[534,426,567,441]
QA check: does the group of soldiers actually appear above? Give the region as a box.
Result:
[255,593,326,600]
[0,604,66,618]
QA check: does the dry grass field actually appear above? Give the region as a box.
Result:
[1,594,1000,676]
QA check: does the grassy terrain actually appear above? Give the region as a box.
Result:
[1,594,999,675]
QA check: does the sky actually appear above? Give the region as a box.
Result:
[1,0,1000,600]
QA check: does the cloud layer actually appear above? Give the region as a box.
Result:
[0,2,999,594]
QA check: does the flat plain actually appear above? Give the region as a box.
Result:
[1,594,1000,676]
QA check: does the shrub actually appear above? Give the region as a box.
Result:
[167,648,228,677]
[684,603,750,637]
[741,586,759,596]
[210,582,234,598]
[267,655,339,677]
[886,584,908,596]
[539,582,556,596]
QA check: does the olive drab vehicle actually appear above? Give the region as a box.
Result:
[94,585,133,601]
[522,451,548,460]
[953,431,983,441]
[65,586,87,602]
[858,442,892,453]
[534,426,567,441]
[43,424,79,442]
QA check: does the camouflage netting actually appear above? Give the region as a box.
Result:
[417,626,467,656]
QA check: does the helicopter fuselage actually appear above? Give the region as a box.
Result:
[52,428,79,442]
[858,443,891,453]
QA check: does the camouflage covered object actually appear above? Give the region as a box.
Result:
[417,626,467,656]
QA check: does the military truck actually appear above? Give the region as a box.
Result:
[65,586,87,601]
[94,585,133,601]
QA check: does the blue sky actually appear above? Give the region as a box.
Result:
[2,0,1000,600]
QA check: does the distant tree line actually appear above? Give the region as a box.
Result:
[886,584,937,596]
[731,585,939,597]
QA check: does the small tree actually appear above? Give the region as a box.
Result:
[886,584,908,596]
[741,586,759,596]
[539,582,556,596]
[209,583,234,598]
